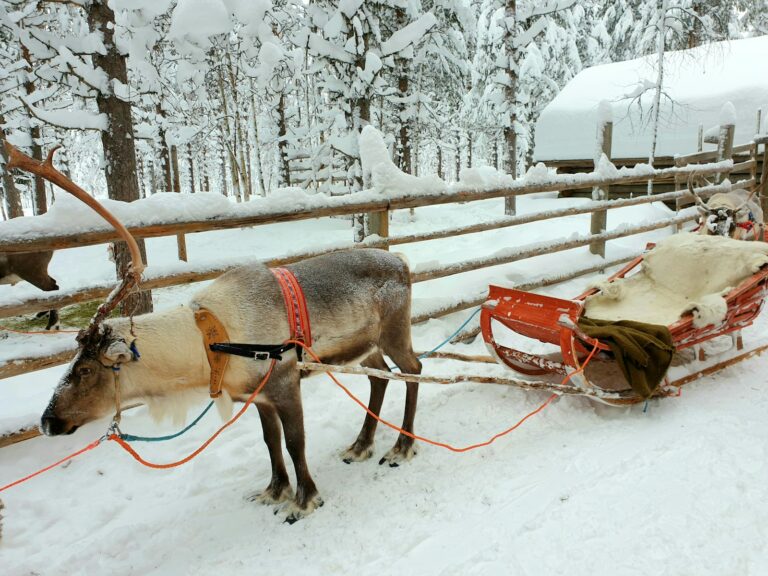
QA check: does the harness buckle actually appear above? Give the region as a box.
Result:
[104,419,123,440]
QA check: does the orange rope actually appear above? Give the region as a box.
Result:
[0,325,80,335]
[108,359,277,469]
[0,438,102,493]
[288,339,600,453]
[2,339,601,491]
[111,339,599,469]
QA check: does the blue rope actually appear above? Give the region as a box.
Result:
[119,400,215,443]
[417,307,482,360]
[120,307,483,443]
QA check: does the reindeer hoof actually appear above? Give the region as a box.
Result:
[379,444,417,467]
[342,443,374,464]
[282,494,324,524]
[246,484,293,506]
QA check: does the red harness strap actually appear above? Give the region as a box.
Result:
[271,267,313,348]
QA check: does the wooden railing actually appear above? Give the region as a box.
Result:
[0,153,761,446]
[540,111,764,200]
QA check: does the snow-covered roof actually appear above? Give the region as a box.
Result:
[534,36,768,161]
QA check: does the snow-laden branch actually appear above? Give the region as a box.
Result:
[308,33,355,64]
[21,97,107,130]
[513,17,548,49]
[518,0,578,20]
[381,13,438,56]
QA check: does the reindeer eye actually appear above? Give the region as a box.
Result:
[78,367,93,377]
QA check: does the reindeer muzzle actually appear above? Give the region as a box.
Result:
[41,411,78,436]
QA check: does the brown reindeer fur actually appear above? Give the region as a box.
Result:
[0,251,59,329]
[41,249,421,523]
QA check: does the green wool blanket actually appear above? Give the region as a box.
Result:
[578,317,676,399]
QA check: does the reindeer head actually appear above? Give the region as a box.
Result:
[41,326,136,436]
[701,203,737,237]
[687,174,753,239]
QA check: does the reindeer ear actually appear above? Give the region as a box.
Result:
[104,339,133,364]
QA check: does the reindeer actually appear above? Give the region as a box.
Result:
[688,176,765,241]
[0,251,59,329]
[43,250,421,522]
[6,144,422,524]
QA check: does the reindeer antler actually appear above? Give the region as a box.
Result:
[731,185,760,214]
[4,142,145,342]
[686,173,709,209]
[4,142,145,277]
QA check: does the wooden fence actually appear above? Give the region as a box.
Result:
[542,110,765,200]
[1,128,766,447]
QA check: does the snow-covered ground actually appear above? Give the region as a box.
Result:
[2,194,767,575]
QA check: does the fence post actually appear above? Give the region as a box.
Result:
[752,109,762,188]
[590,119,612,257]
[367,209,390,249]
[716,122,735,183]
[697,123,704,152]
[757,134,768,231]
[177,234,188,261]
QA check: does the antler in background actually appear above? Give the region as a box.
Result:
[4,142,146,341]
[4,141,145,276]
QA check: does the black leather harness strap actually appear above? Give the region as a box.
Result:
[208,342,296,361]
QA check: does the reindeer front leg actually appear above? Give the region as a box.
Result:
[343,352,390,463]
[247,402,293,505]
[275,377,323,524]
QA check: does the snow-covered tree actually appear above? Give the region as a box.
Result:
[469,0,582,214]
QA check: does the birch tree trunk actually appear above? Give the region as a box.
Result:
[277,93,292,187]
[436,138,443,180]
[648,0,669,195]
[170,144,181,193]
[156,105,173,192]
[219,136,229,197]
[395,8,412,176]
[217,65,242,201]
[187,143,195,193]
[249,88,268,195]
[21,43,47,215]
[504,0,518,215]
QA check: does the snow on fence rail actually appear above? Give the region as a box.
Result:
[0,156,759,447]
[0,160,734,253]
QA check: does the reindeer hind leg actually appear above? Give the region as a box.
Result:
[379,340,422,467]
[342,351,389,464]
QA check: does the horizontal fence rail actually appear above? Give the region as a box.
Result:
[0,161,732,253]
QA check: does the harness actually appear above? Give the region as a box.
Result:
[735,213,756,234]
[194,267,313,399]
[698,209,759,239]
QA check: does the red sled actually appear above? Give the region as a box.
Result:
[480,248,768,404]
